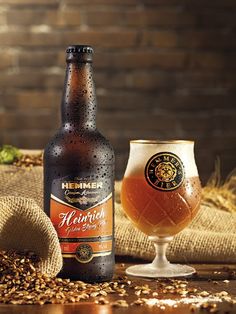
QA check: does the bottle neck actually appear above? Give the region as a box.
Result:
[61,61,97,130]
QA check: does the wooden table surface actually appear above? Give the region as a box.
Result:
[0,260,235,314]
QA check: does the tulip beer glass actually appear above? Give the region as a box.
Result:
[121,140,201,277]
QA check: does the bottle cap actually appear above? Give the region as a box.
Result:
[66,45,93,54]
[66,45,93,63]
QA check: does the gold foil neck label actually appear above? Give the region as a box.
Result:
[145,152,185,191]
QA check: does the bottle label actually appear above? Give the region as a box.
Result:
[50,174,113,263]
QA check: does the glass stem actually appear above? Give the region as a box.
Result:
[149,236,173,268]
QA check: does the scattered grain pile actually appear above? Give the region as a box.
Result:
[0,250,236,312]
[13,153,43,168]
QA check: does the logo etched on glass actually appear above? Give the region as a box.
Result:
[145,152,185,191]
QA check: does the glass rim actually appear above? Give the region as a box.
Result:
[130,139,195,144]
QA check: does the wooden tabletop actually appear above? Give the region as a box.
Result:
[0,260,235,314]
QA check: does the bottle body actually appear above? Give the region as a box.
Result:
[44,46,115,282]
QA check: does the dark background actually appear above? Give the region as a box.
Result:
[0,0,235,183]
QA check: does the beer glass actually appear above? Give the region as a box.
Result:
[121,140,201,278]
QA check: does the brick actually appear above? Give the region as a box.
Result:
[0,69,64,88]
[188,52,226,70]
[17,51,58,67]
[57,51,67,67]
[2,110,59,130]
[85,10,124,26]
[143,0,236,7]
[0,70,43,88]
[220,157,236,182]
[141,31,178,48]
[176,72,236,89]
[0,11,6,25]
[60,9,81,26]
[199,136,236,154]
[214,112,236,135]
[0,30,62,47]
[2,130,57,149]
[96,94,202,114]
[103,136,129,151]
[189,52,236,69]
[0,30,138,48]
[43,71,64,88]
[0,0,59,5]
[198,11,236,27]
[97,91,156,111]
[177,113,236,140]
[156,94,236,111]
[178,30,236,49]
[94,51,186,70]
[0,110,5,131]
[95,72,129,89]
[125,9,197,27]
[97,112,178,132]
[0,31,28,46]
[128,71,174,90]
[28,31,61,47]
[65,0,136,5]
[7,9,46,25]
[103,129,183,150]
[0,50,15,70]
[46,9,81,26]
[221,54,236,69]
[85,7,197,27]
[3,91,61,109]
[114,152,128,180]
[7,9,81,26]
[194,152,215,184]
[178,115,214,135]
[63,30,138,49]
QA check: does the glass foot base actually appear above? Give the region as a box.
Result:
[126,263,196,278]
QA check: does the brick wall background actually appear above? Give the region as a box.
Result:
[0,0,236,183]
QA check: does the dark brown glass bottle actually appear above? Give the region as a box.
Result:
[44,45,115,282]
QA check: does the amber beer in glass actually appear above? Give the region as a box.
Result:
[121,140,201,277]
[44,46,115,282]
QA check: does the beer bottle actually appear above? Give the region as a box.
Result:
[44,45,115,282]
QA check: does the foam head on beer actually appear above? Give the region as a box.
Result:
[125,140,198,178]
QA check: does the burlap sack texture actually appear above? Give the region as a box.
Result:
[0,196,62,276]
[0,164,236,278]
[0,165,63,277]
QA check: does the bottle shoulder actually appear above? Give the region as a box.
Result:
[44,128,114,165]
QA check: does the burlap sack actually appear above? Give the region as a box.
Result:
[0,196,62,276]
[0,165,43,208]
[0,164,236,273]
[0,165,62,276]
